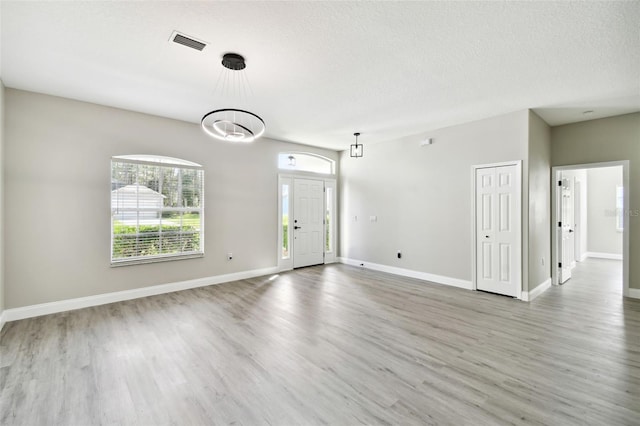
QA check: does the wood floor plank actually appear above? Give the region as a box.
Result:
[1,258,639,425]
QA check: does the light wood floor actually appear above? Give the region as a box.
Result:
[1,259,639,425]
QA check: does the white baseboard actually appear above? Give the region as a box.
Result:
[625,288,640,299]
[0,310,6,333]
[337,257,472,290]
[521,278,551,302]
[586,252,623,260]
[2,266,280,323]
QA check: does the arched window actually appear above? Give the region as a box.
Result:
[278,152,335,174]
[111,155,204,265]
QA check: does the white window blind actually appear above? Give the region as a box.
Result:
[111,156,204,265]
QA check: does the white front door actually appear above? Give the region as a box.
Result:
[558,176,575,283]
[476,165,520,297]
[293,178,325,268]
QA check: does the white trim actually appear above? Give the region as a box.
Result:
[521,278,551,302]
[625,288,640,299]
[338,257,472,290]
[471,161,523,299]
[112,154,203,169]
[586,252,623,260]
[551,161,629,298]
[1,266,279,323]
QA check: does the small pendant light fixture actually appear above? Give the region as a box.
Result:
[201,53,266,143]
[350,132,363,158]
[287,155,296,167]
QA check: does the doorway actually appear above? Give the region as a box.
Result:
[278,175,336,270]
[552,161,629,296]
[472,161,522,298]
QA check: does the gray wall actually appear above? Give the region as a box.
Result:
[4,89,338,309]
[551,113,640,289]
[527,111,551,291]
[339,110,528,283]
[587,167,623,255]
[0,81,5,316]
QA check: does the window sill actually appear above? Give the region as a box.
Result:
[111,253,204,267]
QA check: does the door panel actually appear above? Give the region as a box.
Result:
[476,165,519,297]
[482,242,492,279]
[293,178,324,268]
[499,193,510,231]
[482,194,492,231]
[500,244,511,282]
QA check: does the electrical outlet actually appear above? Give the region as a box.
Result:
[227,253,233,260]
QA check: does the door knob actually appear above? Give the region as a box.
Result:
[485,235,490,238]
[294,226,301,230]
[569,229,574,233]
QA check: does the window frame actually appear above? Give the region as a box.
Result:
[278,152,335,174]
[110,155,204,266]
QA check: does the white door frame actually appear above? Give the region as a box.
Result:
[471,161,522,299]
[551,161,630,296]
[574,179,583,263]
[277,173,337,271]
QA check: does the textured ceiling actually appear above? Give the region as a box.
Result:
[1,1,639,150]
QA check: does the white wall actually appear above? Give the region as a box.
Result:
[587,166,623,255]
[4,89,338,309]
[339,110,528,284]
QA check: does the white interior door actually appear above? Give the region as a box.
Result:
[293,178,325,268]
[476,165,520,297]
[558,176,575,283]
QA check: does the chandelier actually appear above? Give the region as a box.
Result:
[201,53,266,143]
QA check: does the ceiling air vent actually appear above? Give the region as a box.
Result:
[170,31,207,51]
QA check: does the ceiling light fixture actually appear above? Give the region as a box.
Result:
[201,53,265,143]
[350,132,363,158]
[288,155,296,167]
